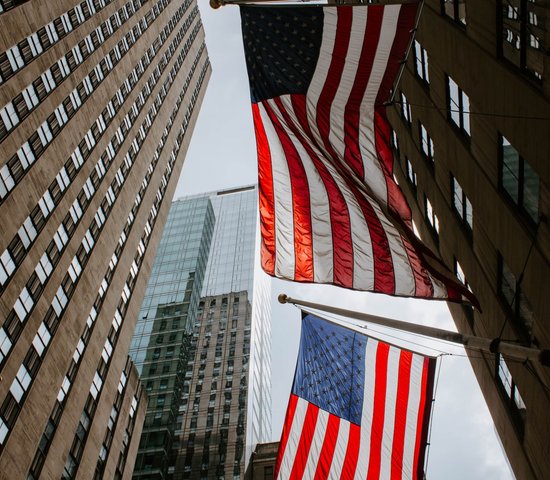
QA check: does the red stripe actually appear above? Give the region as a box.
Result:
[367,4,433,297]
[413,357,435,480]
[275,393,299,479]
[399,236,434,298]
[367,342,390,480]
[343,6,384,179]
[293,96,395,294]
[265,98,314,282]
[390,350,413,480]
[289,402,320,480]
[370,4,432,297]
[374,3,418,179]
[314,414,340,480]
[340,422,361,479]
[252,103,276,276]
[286,95,355,288]
[308,7,397,292]
[314,7,356,288]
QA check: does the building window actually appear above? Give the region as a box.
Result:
[498,254,535,341]
[414,40,429,84]
[10,364,31,402]
[390,129,399,154]
[499,135,539,224]
[499,0,545,80]
[496,354,526,436]
[419,123,435,163]
[453,257,468,287]
[451,176,473,232]
[425,196,439,236]
[447,75,470,136]
[14,287,34,321]
[404,157,417,191]
[0,102,19,131]
[0,249,16,285]
[400,91,411,125]
[441,0,466,25]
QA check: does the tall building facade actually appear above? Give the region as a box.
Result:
[129,196,215,478]
[130,186,272,480]
[386,1,549,478]
[0,0,210,476]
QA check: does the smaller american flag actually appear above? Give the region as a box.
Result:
[275,313,436,480]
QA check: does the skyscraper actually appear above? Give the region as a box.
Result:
[130,195,215,478]
[386,1,549,478]
[0,0,210,476]
[130,186,272,479]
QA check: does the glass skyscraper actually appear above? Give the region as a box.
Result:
[129,196,215,478]
[130,185,271,479]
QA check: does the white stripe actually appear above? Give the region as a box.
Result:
[354,337,379,479]
[273,96,376,289]
[327,8,368,160]
[258,103,296,280]
[306,7,337,124]
[303,408,330,478]
[358,6,401,202]
[277,397,309,480]
[379,345,401,480]
[429,271,448,298]
[271,96,334,283]
[327,418,350,479]
[402,354,426,480]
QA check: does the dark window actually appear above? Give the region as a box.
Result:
[447,75,470,136]
[404,157,417,191]
[441,0,466,25]
[499,135,539,224]
[414,40,429,83]
[497,253,535,341]
[496,354,526,437]
[419,123,435,164]
[498,0,545,80]
[451,175,473,232]
[424,195,439,237]
[400,91,411,125]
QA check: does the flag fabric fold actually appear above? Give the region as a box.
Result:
[275,312,436,480]
[240,3,477,305]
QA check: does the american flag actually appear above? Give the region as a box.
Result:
[241,4,476,304]
[275,313,436,480]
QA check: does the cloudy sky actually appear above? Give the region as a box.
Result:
[175,2,515,478]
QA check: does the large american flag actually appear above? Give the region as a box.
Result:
[241,4,476,304]
[275,313,436,480]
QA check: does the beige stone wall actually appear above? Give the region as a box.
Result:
[0,0,210,477]
[388,1,549,478]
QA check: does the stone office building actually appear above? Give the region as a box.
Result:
[0,0,210,476]
[386,0,549,478]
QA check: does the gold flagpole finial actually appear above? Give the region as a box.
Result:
[210,0,225,9]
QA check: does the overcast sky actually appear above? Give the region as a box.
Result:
[175,2,515,478]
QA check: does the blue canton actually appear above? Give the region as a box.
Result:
[240,6,323,103]
[293,314,367,425]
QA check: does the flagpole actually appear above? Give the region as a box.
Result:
[210,0,415,9]
[278,294,550,366]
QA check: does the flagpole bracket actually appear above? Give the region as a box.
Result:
[278,293,289,304]
[489,338,501,354]
[210,0,225,9]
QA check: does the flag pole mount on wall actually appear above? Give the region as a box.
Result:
[278,294,550,366]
